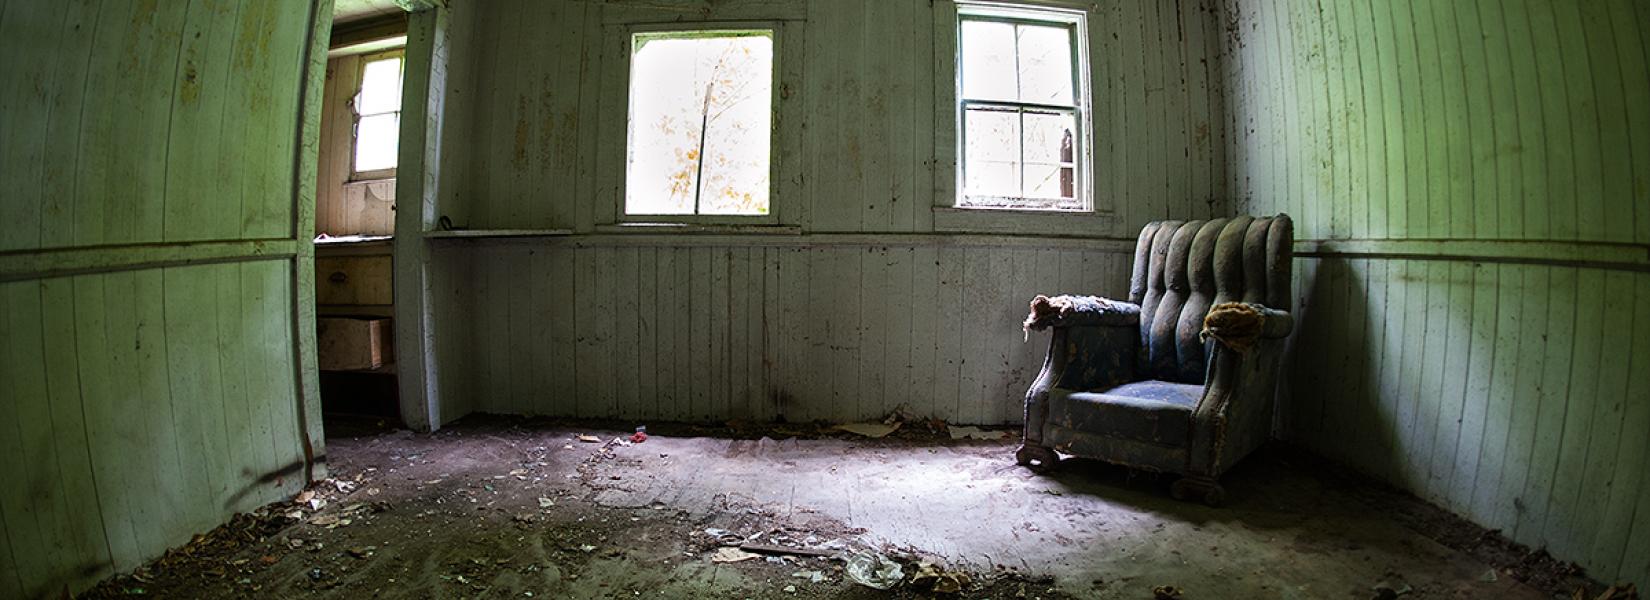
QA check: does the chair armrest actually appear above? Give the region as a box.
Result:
[1199,303,1293,353]
[1253,306,1293,338]
[1022,323,1140,446]
[1187,335,1288,476]
[1023,295,1141,331]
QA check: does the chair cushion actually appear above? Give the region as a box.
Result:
[1052,380,1204,447]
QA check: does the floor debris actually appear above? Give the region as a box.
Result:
[948,425,1011,440]
[833,422,900,438]
[1372,579,1414,600]
[1577,583,1640,600]
[912,561,972,594]
[76,416,1610,599]
[738,542,836,558]
[710,546,762,563]
[843,550,905,590]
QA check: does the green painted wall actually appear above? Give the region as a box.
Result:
[1223,0,1650,587]
[0,1,328,597]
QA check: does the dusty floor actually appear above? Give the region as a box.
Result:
[83,415,1612,599]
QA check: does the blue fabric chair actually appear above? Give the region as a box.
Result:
[1018,216,1296,505]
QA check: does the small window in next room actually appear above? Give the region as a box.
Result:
[625,29,774,218]
[957,4,1089,211]
[352,50,403,180]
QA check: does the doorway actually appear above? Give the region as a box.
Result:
[313,9,409,425]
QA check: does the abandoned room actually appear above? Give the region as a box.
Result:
[1,0,1647,597]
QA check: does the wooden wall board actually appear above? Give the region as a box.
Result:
[0,0,329,595]
[1227,0,1650,586]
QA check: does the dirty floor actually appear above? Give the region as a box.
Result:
[84,415,1606,599]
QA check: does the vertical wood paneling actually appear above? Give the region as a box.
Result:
[448,242,1131,427]
[447,0,1224,234]
[1,1,323,595]
[0,263,308,596]
[1227,0,1650,588]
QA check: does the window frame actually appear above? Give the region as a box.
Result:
[350,48,405,182]
[955,3,1093,212]
[614,22,785,226]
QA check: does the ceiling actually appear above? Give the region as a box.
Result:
[333,0,404,25]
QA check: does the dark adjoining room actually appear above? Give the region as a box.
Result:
[1,0,1647,598]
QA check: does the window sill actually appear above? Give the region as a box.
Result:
[932,206,1117,237]
[348,172,397,184]
[422,229,574,240]
[596,222,802,235]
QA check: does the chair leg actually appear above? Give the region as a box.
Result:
[1015,444,1060,474]
[1171,476,1225,506]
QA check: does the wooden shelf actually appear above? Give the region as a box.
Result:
[314,234,393,246]
[320,362,397,375]
[423,229,574,239]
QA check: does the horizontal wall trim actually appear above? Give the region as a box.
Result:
[1294,238,1650,272]
[0,239,299,282]
[432,231,1142,252]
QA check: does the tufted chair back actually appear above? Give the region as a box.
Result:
[1127,216,1293,384]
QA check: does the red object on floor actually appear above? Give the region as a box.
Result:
[630,431,648,443]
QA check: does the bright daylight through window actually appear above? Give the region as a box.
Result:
[958,6,1087,211]
[353,52,403,176]
[625,30,774,216]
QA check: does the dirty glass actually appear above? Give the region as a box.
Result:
[958,11,1083,210]
[626,30,774,216]
[354,54,403,173]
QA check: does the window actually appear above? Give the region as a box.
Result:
[624,30,774,217]
[957,4,1089,211]
[352,50,403,179]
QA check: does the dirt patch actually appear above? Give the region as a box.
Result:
[1272,446,1624,599]
[80,415,1066,599]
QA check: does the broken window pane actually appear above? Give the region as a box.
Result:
[626,30,773,216]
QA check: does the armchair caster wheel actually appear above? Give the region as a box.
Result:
[1015,445,1060,474]
[1171,477,1225,507]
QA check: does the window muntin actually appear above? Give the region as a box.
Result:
[625,30,774,217]
[353,51,404,177]
[957,7,1087,211]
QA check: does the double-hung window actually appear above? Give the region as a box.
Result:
[956,4,1090,211]
[352,50,404,180]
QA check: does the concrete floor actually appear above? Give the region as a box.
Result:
[85,416,1564,599]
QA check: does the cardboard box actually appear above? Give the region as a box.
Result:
[317,317,393,371]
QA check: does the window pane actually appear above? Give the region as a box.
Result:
[1023,164,1068,199]
[626,31,773,216]
[1023,111,1075,199]
[355,113,399,172]
[359,56,402,115]
[960,20,1015,102]
[1015,24,1073,105]
[1022,111,1075,165]
[964,108,1020,197]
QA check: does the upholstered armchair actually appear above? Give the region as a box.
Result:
[1017,216,1295,505]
